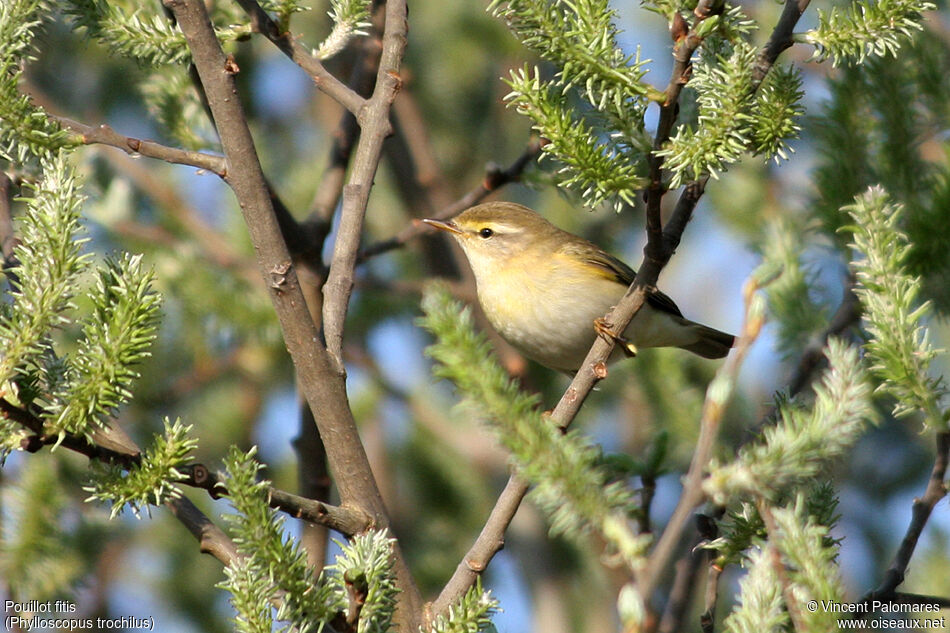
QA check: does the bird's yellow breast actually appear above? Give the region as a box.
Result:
[469,250,625,371]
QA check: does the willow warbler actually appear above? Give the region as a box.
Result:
[423,202,734,373]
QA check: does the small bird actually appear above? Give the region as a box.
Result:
[423,202,734,373]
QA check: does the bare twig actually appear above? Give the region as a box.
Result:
[162,1,422,628]
[0,397,243,569]
[657,513,720,633]
[0,398,138,461]
[643,0,719,258]
[640,277,765,600]
[321,0,408,361]
[639,473,658,535]
[51,116,228,175]
[699,562,722,633]
[657,541,706,633]
[786,277,860,397]
[20,82,262,286]
[861,431,950,604]
[166,496,241,566]
[1,397,370,535]
[182,464,371,535]
[234,0,367,116]
[752,0,812,86]
[430,475,530,617]
[294,5,386,278]
[662,177,709,256]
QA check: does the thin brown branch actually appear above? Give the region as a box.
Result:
[51,116,228,176]
[1,397,369,535]
[234,0,367,117]
[321,0,408,361]
[786,276,860,397]
[1,397,242,569]
[861,431,950,604]
[753,0,812,87]
[699,562,722,633]
[662,176,709,256]
[358,139,543,264]
[306,102,361,226]
[0,398,138,462]
[639,277,765,600]
[430,475,530,618]
[657,541,706,633]
[747,275,862,441]
[162,1,422,629]
[21,83,264,284]
[656,512,720,633]
[644,0,719,258]
[301,11,383,254]
[166,496,241,567]
[310,4,424,619]
[295,18,385,570]
[639,473,658,535]
[181,464,371,535]
[294,83,364,561]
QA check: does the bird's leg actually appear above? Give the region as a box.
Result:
[594,317,638,358]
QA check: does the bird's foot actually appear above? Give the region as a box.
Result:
[594,317,638,358]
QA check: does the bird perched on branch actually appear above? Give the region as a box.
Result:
[423,201,734,373]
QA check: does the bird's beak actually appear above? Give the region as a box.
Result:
[422,218,463,235]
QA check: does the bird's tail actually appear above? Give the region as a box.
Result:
[676,321,735,359]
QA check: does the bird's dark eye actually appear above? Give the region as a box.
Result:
[478,227,494,239]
